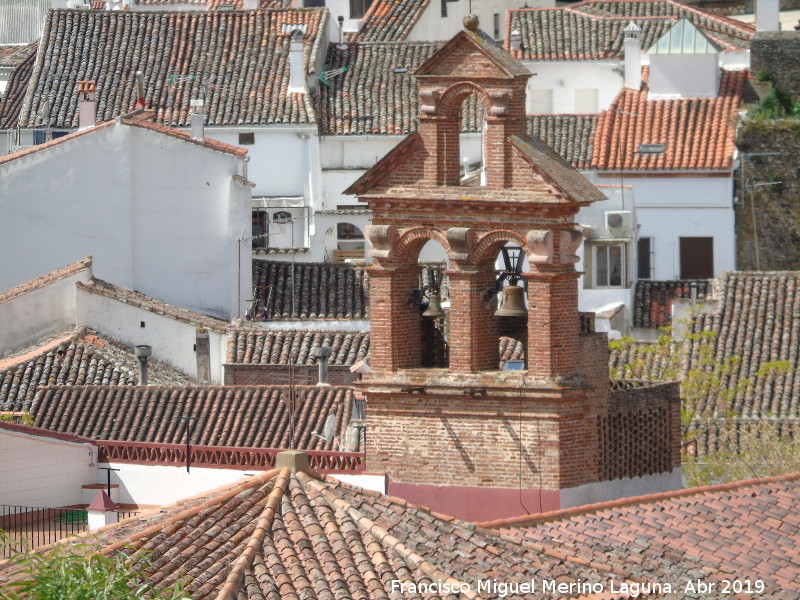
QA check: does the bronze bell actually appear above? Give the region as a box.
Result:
[495,285,527,318]
[422,291,446,318]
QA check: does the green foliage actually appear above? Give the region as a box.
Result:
[0,536,189,600]
[683,422,800,487]
[0,412,34,426]
[747,86,799,121]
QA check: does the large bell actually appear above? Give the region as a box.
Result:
[422,291,446,318]
[495,285,528,318]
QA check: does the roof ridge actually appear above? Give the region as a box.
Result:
[215,468,291,600]
[102,468,281,555]
[0,256,92,305]
[478,472,800,528]
[298,472,478,599]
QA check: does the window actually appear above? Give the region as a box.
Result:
[637,237,653,280]
[350,0,373,18]
[680,237,714,278]
[337,222,364,240]
[594,244,626,287]
[238,132,255,145]
[441,0,447,17]
[493,13,500,39]
[252,209,268,249]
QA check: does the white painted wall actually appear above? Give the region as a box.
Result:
[648,54,720,99]
[521,61,623,114]
[76,287,227,384]
[102,462,386,505]
[0,122,251,320]
[0,268,89,356]
[560,467,683,508]
[407,0,554,43]
[0,429,97,508]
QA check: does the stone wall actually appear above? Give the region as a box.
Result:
[736,119,800,270]
[751,32,800,101]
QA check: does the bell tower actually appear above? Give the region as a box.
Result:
[346,18,680,521]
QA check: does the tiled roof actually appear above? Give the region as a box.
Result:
[633,279,713,328]
[350,0,429,42]
[33,385,355,450]
[506,0,754,61]
[0,256,91,306]
[685,417,800,457]
[0,329,191,412]
[205,0,285,7]
[11,8,325,129]
[591,68,745,171]
[0,111,247,169]
[318,41,484,135]
[252,260,369,320]
[0,41,37,129]
[608,338,680,380]
[16,465,665,600]
[487,473,800,596]
[0,41,36,67]
[226,329,370,365]
[77,278,231,331]
[499,336,524,367]
[528,114,598,170]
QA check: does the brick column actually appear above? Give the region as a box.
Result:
[526,269,580,379]
[368,266,422,372]
[447,269,499,372]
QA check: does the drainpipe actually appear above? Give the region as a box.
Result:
[135,345,152,386]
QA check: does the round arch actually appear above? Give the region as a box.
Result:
[436,81,491,118]
[394,227,452,264]
[472,230,529,266]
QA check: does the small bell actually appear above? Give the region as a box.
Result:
[495,285,527,318]
[422,291,446,318]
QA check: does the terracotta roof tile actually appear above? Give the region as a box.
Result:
[632,279,713,328]
[506,0,754,61]
[33,385,355,451]
[350,0,429,42]
[489,474,800,595]
[528,114,599,169]
[0,256,91,306]
[77,277,231,331]
[7,466,662,599]
[0,41,37,129]
[10,9,325,129]
[252,260,369,320]
[0,329,191,412]
[591,68,745,171]
[226,329,370,365]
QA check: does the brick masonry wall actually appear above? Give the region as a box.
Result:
[224,364,354,386]
[599,381,681,480]
[366,388,600,490]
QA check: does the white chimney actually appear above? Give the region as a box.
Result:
[77,80,97,131]
[243,0,259,8]
[190,99,205,141]
[315,346,332,386]
[288,30,307,93]
[86,491,118,531]
[623,22,642,91]
[756,0,780,32]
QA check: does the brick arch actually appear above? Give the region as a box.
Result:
[472,230,529,266]
[436,81,490,118]
[394,227,451,263]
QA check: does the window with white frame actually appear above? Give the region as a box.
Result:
[593,244,626,287]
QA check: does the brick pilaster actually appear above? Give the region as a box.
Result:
[447,269,499,372]
[367,266,422,372]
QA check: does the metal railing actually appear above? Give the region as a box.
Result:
[97,441,365,473]
[0,505,87,557]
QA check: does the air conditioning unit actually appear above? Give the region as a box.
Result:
[605,211,632,230]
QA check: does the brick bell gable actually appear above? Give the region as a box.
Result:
[348,18,679,522]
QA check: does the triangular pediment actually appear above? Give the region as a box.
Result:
[415,28,530,80]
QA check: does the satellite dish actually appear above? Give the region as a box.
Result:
[313,413,337,442]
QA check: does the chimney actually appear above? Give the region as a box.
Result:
[243,0,258,8]
[190,99,205,141]
[135,345,151,386]
[86,491,118,531]
[623,22,642,90]
[756,0,780,32]
[288,30,306,93]
[134,71,145,110]
[196,328,211,384]
[315,346,332,386]
[77,80,97,131]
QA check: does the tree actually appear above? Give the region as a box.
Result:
[0,537,189,600]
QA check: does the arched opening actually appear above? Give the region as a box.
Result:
[491,243,530,370]
[333,221,365,263]
[415,239,450,368]
[459,93,487,187]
